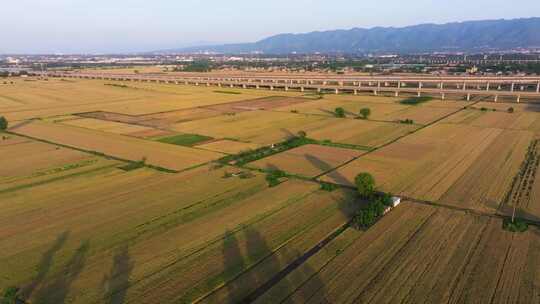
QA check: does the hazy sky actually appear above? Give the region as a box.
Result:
[2,0,539,54]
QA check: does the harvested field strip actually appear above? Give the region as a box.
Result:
[197,140,262,155]
[198,190,357,303]
[0,160,120,194]
[116,181,326,303]
[279,206,540,304]
[60,117,158,136]
[0,168,278,302]
[0,139,94,177]
[440,130,533,213]
[10,120,222,172]
[282,203,436,303]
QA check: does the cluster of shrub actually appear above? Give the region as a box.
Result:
[478,107,514,113]
[104,83,129,88]
[398,119,414,124]
[223,170,255,179]
[503,217,529,232]
[352,173,395,228]
[265,169,287,187]
[400,96,433,105]
[334,107,371,120]
[0,116,7,130]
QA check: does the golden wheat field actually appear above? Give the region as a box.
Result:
[2,76,540,304]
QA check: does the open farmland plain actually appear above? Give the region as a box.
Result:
[2,76,540,303]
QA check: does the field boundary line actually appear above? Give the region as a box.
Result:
[6,129,181,173]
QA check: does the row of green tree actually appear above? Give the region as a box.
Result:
[334,107,371,119]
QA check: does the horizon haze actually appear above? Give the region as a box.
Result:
[1,0,540,54]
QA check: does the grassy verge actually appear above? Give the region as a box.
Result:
[156,133,213,147]
[399,96,433,105]
[213,90,242,95]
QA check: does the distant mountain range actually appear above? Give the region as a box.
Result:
[169,18,540,54]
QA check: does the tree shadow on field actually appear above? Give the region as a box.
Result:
[102,245,134,304]
[291,257,328,303]
[318,108,337,117]
[222,230,246,303]
[305,154,359,217]
[279,128,296,140]
[219,227,289,304]
[305,154,351,186]
[33,240,90,304]
[22,231,70,299]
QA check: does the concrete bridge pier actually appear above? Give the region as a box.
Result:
[441,93,446,100]
[462,82,467,91]
[537,82,540,93]
[354,90,358,95]
[395,91,399,97]
[373,90,378,96]
[317,88,321,93]
[466,93,471,101]
[285,86,289,91]
[242,84,247,89]
[300,87,305,92]
[517,95,521,103]
[494,95,499,102]
[486,82,490,91]
[417,91,421,97]
[511,83,515,92]
[270,86,274,91]
[335,88,339,94]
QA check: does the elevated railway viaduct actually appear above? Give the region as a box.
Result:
[40,72,540,102]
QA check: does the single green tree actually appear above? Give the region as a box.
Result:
[359,108,371,119]
[0,116,7,130]
[355,173,375,199]
[335,107,345,118]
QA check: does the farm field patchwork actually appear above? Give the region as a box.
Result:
[268,204,540,304]
[250,144,364,178]
[9,120,223,171]
[2,76,540,304]
[321,123,532,213]
[443,108,540,133]
[0,133,96,177]
[0,79,304,121]
[171,110,417,147]
[277,95,467,124]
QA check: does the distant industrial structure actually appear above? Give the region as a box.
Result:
[41,71,540,103]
